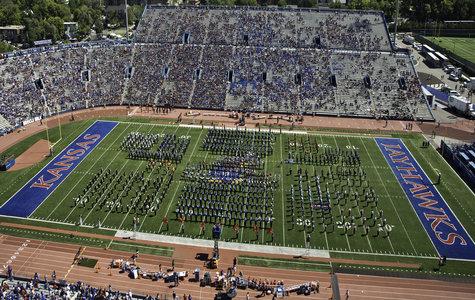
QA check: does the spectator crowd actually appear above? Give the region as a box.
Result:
[0,5,432,136]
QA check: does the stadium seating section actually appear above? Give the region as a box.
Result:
[0,5,433,133]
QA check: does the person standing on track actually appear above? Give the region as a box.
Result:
[7,265,13,281]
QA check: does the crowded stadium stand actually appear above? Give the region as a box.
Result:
[0,114,12,136]
[0,274,146,300]
[441,141,475,191]
[0,5,433,129]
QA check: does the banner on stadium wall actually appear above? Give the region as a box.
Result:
[0,158,15,171]
[22,119,34,126]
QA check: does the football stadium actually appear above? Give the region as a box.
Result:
[0,4,475,300]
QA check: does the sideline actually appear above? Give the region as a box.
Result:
[115,230,331,258]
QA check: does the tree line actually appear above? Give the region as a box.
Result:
[0,0,103,46]
[0,0,473,49]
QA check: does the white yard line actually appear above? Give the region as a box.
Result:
[124,124,180,232]
[158,127,203,233]
[1,121,101,215]
[361,137,416,255]
[98,124,161,226]
[345,136,374,253]
[61,124,138,222]
[0,122,90,199]
[47,123,131,219]
[328,135,352,252]
[261,132,269,244]
[309,136,330,253]
[279,135,286,246]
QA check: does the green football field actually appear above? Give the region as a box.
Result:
[425,36,475,64]
[1,117,475,275]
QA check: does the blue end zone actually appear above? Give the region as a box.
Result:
[375,137,475,260]
[0,120,118,218]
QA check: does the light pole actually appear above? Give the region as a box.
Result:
[125,0,129,42]
[393,0,400,46]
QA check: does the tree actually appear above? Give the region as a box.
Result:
[0,41,15,53]
[24,17,43,44]
[127,5,144,27]
[46,16,65,41]
[0,0,22,26]
[207,0,236,5]
[236,0,258,5]
[69,0,104,37]
[329,1,342,9]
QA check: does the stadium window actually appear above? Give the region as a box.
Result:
[81,70,90,82]
[294,73,301,85]
[314,36,321,48]
[329,74,337,87]
[163,66,170,78]
[228,70,234,83]
[397,77,407,90]
[183,32,190,44]
[363,75,371,89]
[194,68,202,80]
[34,78,44,90]
[129,66,134,78]
[243,34,249,45]
[124,65,134,79]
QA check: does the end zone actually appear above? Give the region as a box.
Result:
[375,137,475,261]
[0,121,118,218]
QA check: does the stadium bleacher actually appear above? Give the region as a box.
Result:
[441,141,475,191]
[0,5,433,129]
[0,275,146,299]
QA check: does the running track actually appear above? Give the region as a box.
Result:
[1,234,474,299]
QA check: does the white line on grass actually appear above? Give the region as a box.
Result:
[158,127,204,233]
[313,137,330,253]
[261,131,270,244]
[46,123,131,219]
[0,121,102,215]
[361,137,417,254]
[241,256,331,267]
[329,135,352,252]
[0,121,90,199]
[307,134,330,251]
[121,124,180,232]
[66,124,144,223]
[97,124,161,226]
[279,134,286,246]
[345,136,374,253]
[330,249,437,260]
